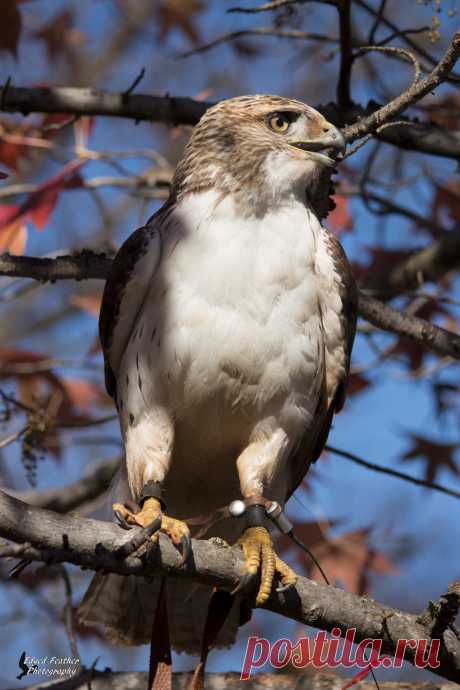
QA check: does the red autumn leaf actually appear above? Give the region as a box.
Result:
[402,433,459,484]
[0,159,85,232]
[0,1,22,57]
[0,121,34,171]
[328,195,353,234]
[60,377,109,411]
[346,372,371,397]
[0,219,27,254]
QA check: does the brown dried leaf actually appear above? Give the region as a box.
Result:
[402,433,459,484]
[156,0,205,45]
[33,10,85,60]
[308,528,396,596]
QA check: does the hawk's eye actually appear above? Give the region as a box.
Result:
[267,114,291,134]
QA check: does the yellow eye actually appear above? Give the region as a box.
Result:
[268,115,290,133]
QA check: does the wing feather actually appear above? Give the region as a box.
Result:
[99,206,169,399]
[286,230,357,500]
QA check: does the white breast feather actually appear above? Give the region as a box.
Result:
[115,190,345,503]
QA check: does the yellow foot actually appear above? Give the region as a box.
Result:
[234,526,297,606]
[113,497,191,563]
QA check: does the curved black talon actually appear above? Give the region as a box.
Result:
[276,581,296,594]
[114,510,133,530]
[178,532,192,565]
[231,572,258,599]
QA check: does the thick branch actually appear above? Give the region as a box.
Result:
[6,671,459,690]
[7,672,460,690]
[2,253,459,362]
[1,85,460,159]
[358,293,460,360]
[0,251,112,282]
[1,490,460,682]
[0,86,208,125]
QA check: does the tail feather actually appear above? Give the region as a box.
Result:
[77,572,240,653]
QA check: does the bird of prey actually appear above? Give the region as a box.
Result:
[78,95,357,652]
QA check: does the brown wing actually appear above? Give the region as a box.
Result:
[286,231,357,500]
[99,205,169,400]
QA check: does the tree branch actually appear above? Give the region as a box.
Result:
[358,293,460,360]
[0,85,208,125]
[180,28,338,58]
[366,231,460,298]
[2,253,459,362]
[0,251,112,282]
[1,489,460,682]
[6,671,459,690]
[343,30,460,142]
[337,0,353,107]
[1,85,460,160]
[326,445,460,501]
[6,457,120,513]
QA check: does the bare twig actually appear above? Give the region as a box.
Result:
[180,28,338,58]
[228,0,339,12]
[353,45,422,85]
[344,30,460,142]
[0,426,26,449]
[337,0,353,107]
[354,0,460,80]
[368,0,387,44]
[326,445,460,501]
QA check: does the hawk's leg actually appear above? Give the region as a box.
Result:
[113,486,191,563]
[233,505,297,606]
[234,431,298,605]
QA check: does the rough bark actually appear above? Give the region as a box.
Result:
[0,490,459,682]
[4,670,459,690]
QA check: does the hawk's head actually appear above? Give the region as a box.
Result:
[172,95,345,217]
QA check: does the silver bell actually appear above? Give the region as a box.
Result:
[228,499,246,517]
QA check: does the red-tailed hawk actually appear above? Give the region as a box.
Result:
[78,95,357,652]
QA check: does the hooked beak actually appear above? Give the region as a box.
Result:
[291,124,346,167]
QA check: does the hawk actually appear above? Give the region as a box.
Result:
[78,95,357,652]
